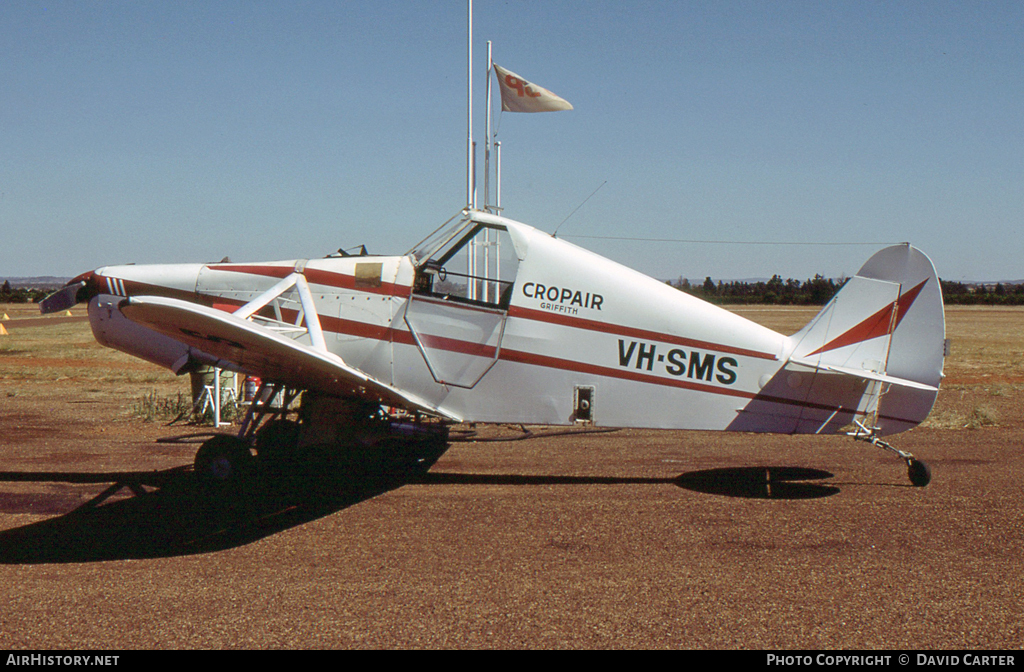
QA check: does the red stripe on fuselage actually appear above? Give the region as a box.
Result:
[508,305,777,361]
[501,348,756,399]
[206,264,412,298]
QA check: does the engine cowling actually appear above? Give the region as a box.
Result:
[88,295,211,374]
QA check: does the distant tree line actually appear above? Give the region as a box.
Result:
[668,274,843,305]
[0,281,59,304]
[667,275,1024,306]
[940,280,1024,305]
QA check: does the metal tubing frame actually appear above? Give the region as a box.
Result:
[229,270,328,353]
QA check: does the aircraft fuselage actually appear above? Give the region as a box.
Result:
[64,210,942,436]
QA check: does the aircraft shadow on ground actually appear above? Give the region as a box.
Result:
[416,466,840,500]
[672,466,839,500]
[0,462,838,564]
[0,460,415,565]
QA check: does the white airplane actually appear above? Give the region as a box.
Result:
[41,208,946,488]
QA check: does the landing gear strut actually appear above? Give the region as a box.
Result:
[192,382,451,490]
[849,420,931,487]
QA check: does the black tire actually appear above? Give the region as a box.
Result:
[194,435,254,485]
[907,459,931,487]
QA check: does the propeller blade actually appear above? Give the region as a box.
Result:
[39,281,86,315]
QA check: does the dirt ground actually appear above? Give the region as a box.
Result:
[0,304,1021,649]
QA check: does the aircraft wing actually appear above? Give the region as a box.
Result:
[118,295,460,421]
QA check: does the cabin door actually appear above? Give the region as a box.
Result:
[404,223,518,388]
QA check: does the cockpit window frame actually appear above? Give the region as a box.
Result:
[407,212,475,266]
[413,221,518,311]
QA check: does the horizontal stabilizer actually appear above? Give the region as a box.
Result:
[119,295,460,421]
[788,356,939,392]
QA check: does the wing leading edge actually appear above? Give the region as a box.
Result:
[118,295,460,421]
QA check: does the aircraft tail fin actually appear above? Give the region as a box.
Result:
[786,244,946,435]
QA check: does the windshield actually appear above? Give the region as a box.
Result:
[407,211,475,265]
[413,222,520,309]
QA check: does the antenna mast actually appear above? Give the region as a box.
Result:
[467,3,502,214]
[484,40,493,213]
[466,0,475,210]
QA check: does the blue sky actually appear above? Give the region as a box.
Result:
[2,1,1021,282]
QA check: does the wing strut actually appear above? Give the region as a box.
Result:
[231,265,328,353]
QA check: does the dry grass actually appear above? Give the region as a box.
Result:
[726,305,819,335]
[129,389,195,422]
[0,303,185,404]
[0,303,47,320]
[942,306,1024,384]
[920,404,999,430]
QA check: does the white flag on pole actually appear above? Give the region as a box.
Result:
[493,64,573,113]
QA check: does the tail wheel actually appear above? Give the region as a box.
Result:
[194,435,254,484]
[907,459,931,488]
[849,422,932,488]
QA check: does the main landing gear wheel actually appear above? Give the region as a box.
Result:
[907,459,932,488]
[194,435,255,485]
